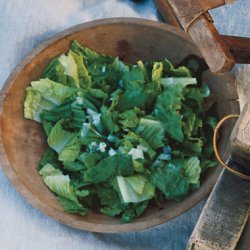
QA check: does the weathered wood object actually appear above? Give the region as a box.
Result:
[0,18,239,233]
[188,101,250,249]
[187,170,250,250]
[154,0,250,74]
[230,101,250,169]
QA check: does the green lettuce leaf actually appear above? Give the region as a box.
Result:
[80,123,103,146]
[151,162,189,201]
[58,134,81,162]
[100,106,119,134]
[183,157,201,184]
[152,62,163,82]
[117,88,148,111]
[24,87,56,122]
[117,175,155,203]
[135,118,165,149]
[63,161,85,172]
[160,77,197,88]
[84,154,133,184]
[121,201,148,222]
[69,50,92,88]
[70,40,114,66]
[38,148,59,170]
[57,196,87,215]
[171,66,192,77]
[39,164,87,215]
[58,53,79,87]
[30,79,76,105]
[118,108,142,129]
[122,66,145,90]
[42,53,80,88]
[47,120,75,153]
[39,163,62,178]
[154,85,184,142]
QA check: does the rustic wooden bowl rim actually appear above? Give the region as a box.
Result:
[0,18,230,233]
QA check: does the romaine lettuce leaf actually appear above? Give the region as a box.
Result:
[57,196,87,215]
[24,87,55,122]
[117,88,148,111]
[154,84,185,142]
[42,53,80,88]
[39,164,87,215]
[160,77,197,88]
[30,78,76,105]
[39,163,62,178]
[84,154,133,184]
[135,118,165,149]
[151,162,189,201]
[118,108,142,129]
[38,148,59,170]
[69,51,92,88]
[121,201,148,222]
[183,157,201,184]
[117,175,155,203]
[58,134,81,162]
[47,120,75,153]
[70,40,114,66]
[152,62,163,82]
[58,53,79,88]
[122,66,145,90]
[100,106,119,134]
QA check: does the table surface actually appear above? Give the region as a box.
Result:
[0,1,249,249]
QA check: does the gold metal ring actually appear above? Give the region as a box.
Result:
[213,114,250,180]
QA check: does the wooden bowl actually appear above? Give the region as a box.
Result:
[0,18,239,233]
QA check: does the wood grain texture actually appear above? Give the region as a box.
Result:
[187,170,250,250]
[154,0,250,68]
[222,35,250,64]
[0,18,239,233]
[154,0,236,74]
[230,101,250,167]
[153,0,180,27]
[165,0,227,31]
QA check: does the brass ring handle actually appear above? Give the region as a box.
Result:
[213,114,250,180]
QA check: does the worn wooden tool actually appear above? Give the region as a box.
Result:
[154,0,250,74]
[187,102,250,249]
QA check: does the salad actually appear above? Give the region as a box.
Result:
[24,41,217,222]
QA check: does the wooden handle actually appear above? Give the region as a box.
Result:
[222,35,250,64]
[153,0,250,74]
[188,13,235,74]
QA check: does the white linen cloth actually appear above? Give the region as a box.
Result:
[0,1,249,249]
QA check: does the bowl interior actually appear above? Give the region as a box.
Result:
[0,19,239,232]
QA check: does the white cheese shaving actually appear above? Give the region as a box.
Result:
[99,142,107,152]
[76,97,83,105]
[108,148,117,156]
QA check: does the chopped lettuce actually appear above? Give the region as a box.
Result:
[117,175,155,203]
[24,87,55,122]
[30,78,76,105]
[183,157,201,184]
[39,164,87,215]
[47,120,75,153]
[24,40,217,222]
[152,62,163,82]
[135,118,165,149]
[151,162,189,201]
